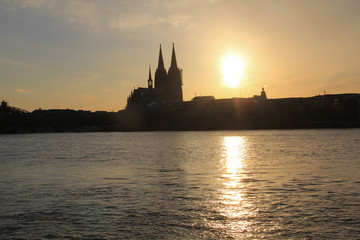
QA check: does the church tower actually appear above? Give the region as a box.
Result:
[167,43,183,102]
[260,87,267,99]
[147,66,153,89]
[154,44,168,90]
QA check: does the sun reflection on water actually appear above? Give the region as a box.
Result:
[223,136,246,176]
[216,136,256,236]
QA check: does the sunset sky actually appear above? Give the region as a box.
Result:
[1,0,360,111]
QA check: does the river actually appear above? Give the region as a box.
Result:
[0,129,359,239]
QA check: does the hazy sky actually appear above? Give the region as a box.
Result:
[1,0,360,111]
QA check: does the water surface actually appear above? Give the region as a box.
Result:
[0,129,359,239]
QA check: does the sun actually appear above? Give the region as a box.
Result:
[221,54,246,88]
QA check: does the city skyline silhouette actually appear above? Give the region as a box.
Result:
[1,1,360,111]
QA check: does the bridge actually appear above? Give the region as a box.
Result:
[1,100,29,114]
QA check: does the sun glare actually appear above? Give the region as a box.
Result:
[221,54,246,88]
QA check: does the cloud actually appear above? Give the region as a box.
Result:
[68,72,104,89]
[79,71,101,82]
[151,0,217,9]
[18,0,48,8]
[168,14,194,29]
[53,92,96,101]
[2,0,99,27]
[59,1,99,27]
[1,0,213,31]
[15,89,33,94]
[108,13,166,30]
[1,0,49,9]
[0,57,40,69]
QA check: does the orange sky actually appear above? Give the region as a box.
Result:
[1,0,360,111]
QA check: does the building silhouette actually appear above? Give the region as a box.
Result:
[166,43,183,102]
[1,44,360,133]
[127,44,183,107]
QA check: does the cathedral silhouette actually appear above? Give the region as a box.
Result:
[127,44,183,107]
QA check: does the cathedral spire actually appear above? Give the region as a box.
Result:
[148,65,153,89]
[167,42,183,102]
[155,44,167,89]
[170,42,178,69]
[157,44,165,69]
